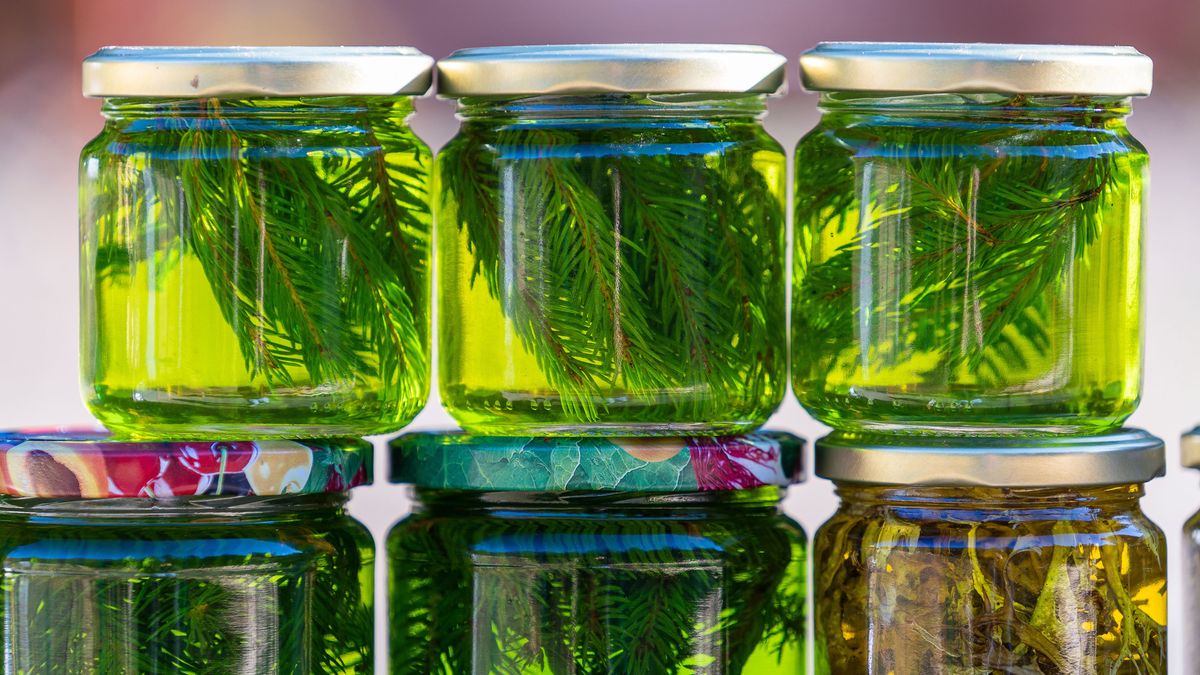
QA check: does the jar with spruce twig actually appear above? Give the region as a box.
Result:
[80,47,434,439]
[794,43,1152,435]
[388,431,807,674]
[436,44,788,436]
[0,431,374,673]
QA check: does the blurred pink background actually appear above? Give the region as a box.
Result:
[1,0,1198,670]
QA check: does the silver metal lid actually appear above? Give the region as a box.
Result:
[437,44,787,97]
[817,428,1164,487]
[83,46,433,98]
[799,42,1152,96]
[1180,427,1200,468]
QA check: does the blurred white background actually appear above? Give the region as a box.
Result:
[1,0,1197,671]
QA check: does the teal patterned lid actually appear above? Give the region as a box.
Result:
[390,432,804,492]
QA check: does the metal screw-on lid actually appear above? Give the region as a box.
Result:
[83,46,433,98]
[799,42,1153,96]
[1180,427,1200,468]
[391,431,804,492]
[0,430,371,498]
[817,428,1164,487]
[437,44,787,97]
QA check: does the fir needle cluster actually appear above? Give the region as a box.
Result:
[793,94,1145,432]
[437,95,786,433]
[81,97,431,436]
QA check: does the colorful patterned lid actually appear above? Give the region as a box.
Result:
[0,432,371,498]
[390,432,804,492]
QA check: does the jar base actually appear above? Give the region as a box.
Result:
[87,387,419,439]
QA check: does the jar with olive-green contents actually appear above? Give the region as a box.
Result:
[436,44,788,436]
[1180,427,1200,668]
[813,430,1166,674]
[80,47,433,439]
[794,43,1152,434]
[388,432,807,674]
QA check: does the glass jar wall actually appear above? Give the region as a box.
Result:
[436,45,788,436]
[387,432,807,674]
[813,430,1167,674]
[0,433,374,673]
[80,47,434,438]
[793,43,1152,434]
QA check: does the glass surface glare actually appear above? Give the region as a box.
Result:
[814,484,1166,673]
[388,488,806,673]
[793,93,1146,434]
[438,94,787,435]
[0,494,374,673]
[80,97,432,438]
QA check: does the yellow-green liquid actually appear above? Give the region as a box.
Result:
[389,489,806,673]
[794,95,1146,434]
[80,98,431,438]
[438,96,787,435]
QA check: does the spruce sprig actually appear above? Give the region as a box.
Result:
[438,108,785,423]
[0,505,373,673]
[88,97,431,394]
[794,96,1140,394]
[389,493,806,674]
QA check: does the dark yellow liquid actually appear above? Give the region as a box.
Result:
[815,485,1166,673]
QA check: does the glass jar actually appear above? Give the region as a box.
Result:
[388,432,806,673]
[1181,427,1200,666]
[436,44,788,435]
[813,429,1167,674]
[793,43,1153,434]
[80,47,434,438]
[0,432,374,672]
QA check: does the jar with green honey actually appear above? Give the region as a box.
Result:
[388,431,807,674]
[80,47,433,438]
[436,44,788,435]
[793,43,1152,434]
[813,429,1167,674]
[0,431,374,673]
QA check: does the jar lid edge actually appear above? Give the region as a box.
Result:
[83,45,434,97]
[799,42,1152,96]
[816,428,1164,487]
[437,43,786,97]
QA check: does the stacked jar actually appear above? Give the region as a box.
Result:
[383,44,806,674]
[792,42,1165,672]
[57,46,438,670]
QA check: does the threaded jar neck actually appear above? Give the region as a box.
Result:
[834,483,1143,516]
[412,486,783,518]
[0,492,348,523]
[455,93,768,123]
[99,96,414,122]
[818,92,1132,124]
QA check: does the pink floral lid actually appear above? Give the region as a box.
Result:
[0,432,371,498]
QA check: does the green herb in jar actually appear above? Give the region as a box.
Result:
[814,485,1166,674]
[82,76,432,438]
[0,496,374,673]
[389,489,806,673]
[438,98,786,434]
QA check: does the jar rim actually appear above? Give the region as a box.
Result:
[437,43,786,97]
[799,42,1152,97]
[0,430,371,498]
[82,46,433,98]
[816,428,1164,487]
[391,431,804,492]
